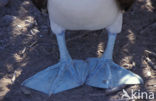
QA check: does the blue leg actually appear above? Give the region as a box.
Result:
[86,31,143,89]
[22,31,88,95]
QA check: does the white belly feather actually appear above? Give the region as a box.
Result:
[48,0,121,30]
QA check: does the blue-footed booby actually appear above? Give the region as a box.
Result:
[22,0,143,95]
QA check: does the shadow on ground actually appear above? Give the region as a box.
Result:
[0,0,156,101]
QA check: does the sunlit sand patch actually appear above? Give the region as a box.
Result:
[120,56,136,69]
[127,29,136,44]
[145,0,154,12]
[0,78,12,98]
[0,69,22,98]
[97,42,104,57]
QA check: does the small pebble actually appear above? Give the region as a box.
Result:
[11,73,16,83]
[146,71,152,77]
[30,28,39,35]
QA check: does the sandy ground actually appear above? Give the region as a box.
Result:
[0,0,156,101]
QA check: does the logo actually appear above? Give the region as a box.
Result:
[121,89,155,100]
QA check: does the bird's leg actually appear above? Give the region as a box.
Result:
[99,32,117,87]
[101,32,116,60]
[22,31,88,95]
[86,31,143,89]
[56,32,72,62]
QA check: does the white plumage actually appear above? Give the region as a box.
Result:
[48,0,122,33]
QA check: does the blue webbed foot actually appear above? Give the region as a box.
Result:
[86,58,143,89]
[22,60,88,95]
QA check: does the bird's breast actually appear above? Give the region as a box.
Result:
[48,0,121,30]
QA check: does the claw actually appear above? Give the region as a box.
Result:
[86,58,143,89]
[22,60,88,95]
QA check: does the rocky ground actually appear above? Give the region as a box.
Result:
[0,0,156,101]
